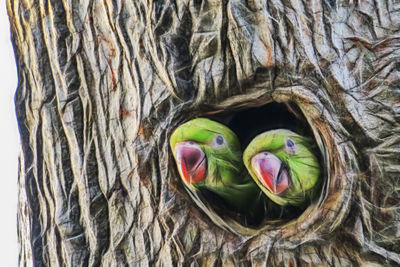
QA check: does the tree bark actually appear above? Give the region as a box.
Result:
[9,0,400,266]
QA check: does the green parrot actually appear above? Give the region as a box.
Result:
[243,129,321,207]
[170,118,266,217]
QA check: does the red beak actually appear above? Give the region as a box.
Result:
[174,142,207,184]
[251,152,289,194]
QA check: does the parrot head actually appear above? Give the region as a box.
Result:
[170,118,270,222]
[243,129,321,207]
[170,118,242,192]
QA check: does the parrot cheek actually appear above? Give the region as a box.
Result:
[174,142,207,184]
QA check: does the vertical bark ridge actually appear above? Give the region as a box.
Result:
[9,0,400,265]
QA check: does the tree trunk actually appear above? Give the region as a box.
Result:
[9,0,400,266]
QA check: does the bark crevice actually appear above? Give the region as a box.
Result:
[9,0,400,265]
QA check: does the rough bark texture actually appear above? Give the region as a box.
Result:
[9,0,400,266]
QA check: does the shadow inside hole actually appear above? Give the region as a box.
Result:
[213,102,314,148]
[205,102,319,226]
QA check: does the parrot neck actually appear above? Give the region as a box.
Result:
[208,170,265,216]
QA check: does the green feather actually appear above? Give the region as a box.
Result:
[170,118,265,215]
[243,129,321,206]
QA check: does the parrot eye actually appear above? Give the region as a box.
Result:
[209,135,226,148]
[285,138,297,153]
[286,139,295,147]
[215,135,225,146]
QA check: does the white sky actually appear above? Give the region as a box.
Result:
[0,2,20,266]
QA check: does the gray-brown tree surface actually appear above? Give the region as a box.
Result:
[8,0,400,266]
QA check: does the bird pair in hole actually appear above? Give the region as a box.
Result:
[170,118,321,220]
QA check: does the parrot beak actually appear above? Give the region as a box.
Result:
[174,142,207,184]
[251,152,289,194]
